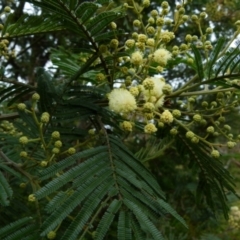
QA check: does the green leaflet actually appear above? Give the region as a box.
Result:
[4,15,64,38]
[0,217,33,239]
[95,199,123,240]
[118,211,132,240]
[191,44,205,81]
[0,171,13,206]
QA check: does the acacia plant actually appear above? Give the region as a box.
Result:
[0,0,240,239]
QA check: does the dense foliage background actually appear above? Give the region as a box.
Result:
[0,0,240,239]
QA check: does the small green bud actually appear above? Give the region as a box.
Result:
[228,133,233,139]
[54,140,62,148]
[178,7,185,14]
[52,148,60,154]
[217,92,224,99]
[206,126,214,133]
[191,136,199,143]
[206,27,213,34]
[148,17,155,24]
[4,6,11,13]
[47,231,56,239]
[40,161,48,167]
[20,151,28,157]
[17,103,26,111]
[28,194,36,202]
[192,35,198,41]
[180,43,188,51]
[227,141,236,149]
[186,131,194,139]
[162,84,172,95]
[218,116,225,123]
[193,114,202,122]
[143,0,150,8]
[156,17,164,26]
[151,10,158,17]
[223,124,231,131]
[110,39,119,48]
[185,34,192,42]
[210,101,217,107]
[191,15,198,21]
[182,15,189,21]
[170,128,178,135]
[158,121,164,128]
[161,1,169,8]
[51,131,60,139]
[19,136,28,144]
[172,109,181,118]
[19,183,26,188]
[32,93,40,101]
[213,132,219,137]
[211,149,220,158]
[200,119,207,126]
[133,19,141,27]
[200,12,207,18]
[68,147,76,155]
[41,114,50,123]
[188,97,195,103]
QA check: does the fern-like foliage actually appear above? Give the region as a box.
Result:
[175,131,236,219]
[32,135,186,239]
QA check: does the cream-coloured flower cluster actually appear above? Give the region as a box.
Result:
[108,75,175,134]
[228,206,240,229]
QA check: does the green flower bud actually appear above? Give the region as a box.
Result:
[211,149,220,158]
[19,183,26,188]
[133,19,141,27]
[193,114,202,122]
[28,194,36,202]
[206,27,213,34]
[32,93,40,101]
[186,131,194,139]
[191,136,199,143]
[210,101,217,107]
[172,109,181,118]
[170,128,178,135]
[17,103,26,111]
[51,131,60,139]
[223,124,231,131]
[200,12,207,18]
[54,140,62,148]
[40,161,48,167]
[206,126,214,133]
[68,147,76,155]
[218,116,225,123]
[52,148,60,154]
[47,231,56,239]
[162,84,172,95]
[4,6,11,13]
[148,17,155,24]
[191,15,198,21]
[227,141,236,149]
[161,1,169,8]
[20,151,28,157]
[151,10,158,17]
[158,121,164,128]
[19,136,28,144]
[143,0,150,8]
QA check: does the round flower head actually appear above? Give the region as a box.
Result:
[152,48,172,66]
[144,123,157,134]
[108,88,137,114]
[160,110,174,124]
[143,77,166,107]
[131,51,143,66]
